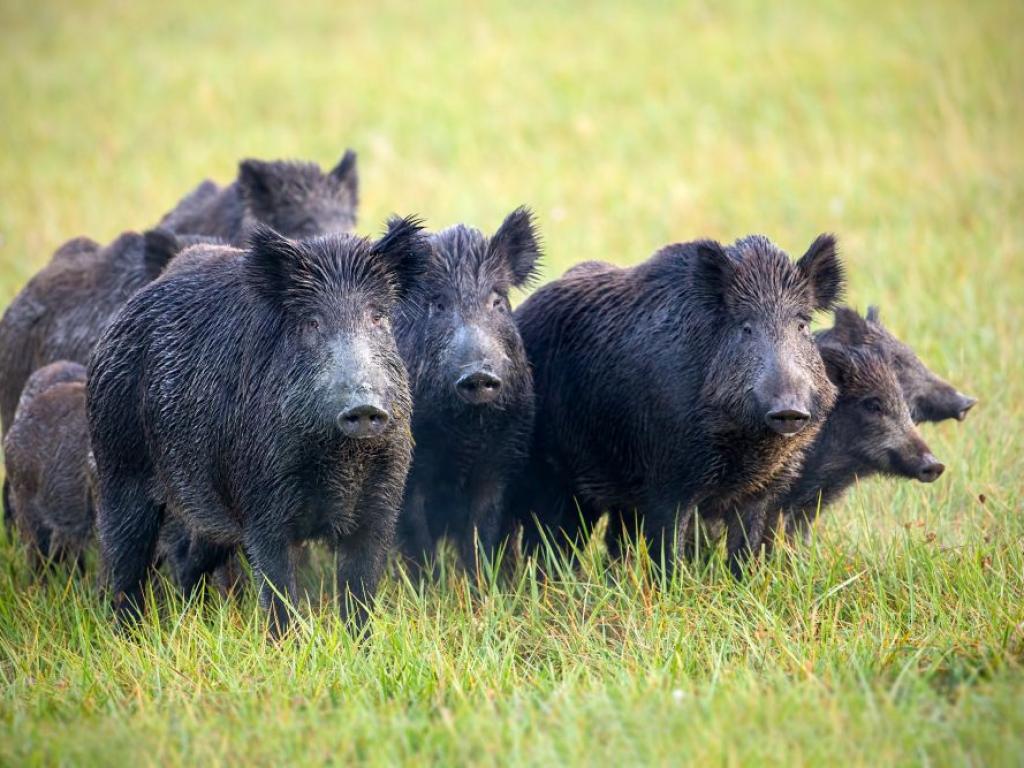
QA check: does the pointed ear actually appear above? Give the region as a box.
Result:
[691,240,735,311]
[819,343,855,388]
[373,215,430,299]
[142,228,181,279]
[245,225,302,304]
[866,304,881,324]
[489,206,542,287]
[829,306,870,345]
[329,149,359,199]
[238,159,278,214]
[797,233,844,311]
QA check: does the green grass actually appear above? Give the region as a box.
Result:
[1,0,1022,764]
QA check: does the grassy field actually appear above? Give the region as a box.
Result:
[1,0,1022,764]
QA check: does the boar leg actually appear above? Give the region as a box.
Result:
[175,534,236,598]
[398,487,434,572]
[460,478,506,573]
[783,503,820,543]
[245,531,295,637]
[20,502,56,571]
[335,518,391,630]
[97,477,163,624]
[725,498,771,578]
[2,478,13,534]
[604,506,637,561]
[681,509,726,564]
[638,496,691,574]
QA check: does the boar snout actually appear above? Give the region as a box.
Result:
[913,382,978,424]
[891,434,945,483]
[337,399,390,439]
[955,393,977,421]
[449,322,507,406]
[758,356,814,436]
[916,453,945,483]
[455,369,503,405]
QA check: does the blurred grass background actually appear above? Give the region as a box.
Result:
[1,0,1022,765]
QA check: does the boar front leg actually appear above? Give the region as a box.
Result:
[725,497,773,578]
[336,473,401,629]
[460,477,506,573]
[245,530,296,637]
[638,492,692,575]
[398,486,434,572]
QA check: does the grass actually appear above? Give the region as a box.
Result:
[0,0,1022,764]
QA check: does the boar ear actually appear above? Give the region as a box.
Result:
[245,224,303,303]
[829,306,870,345]
[866,304,881,324]
[797,233,844,311]
[238,159,281,214]
[819,343,855,388]
[329,149,359,199]
[691,240,735,310]
[489,206,543,288]
[142,228,181,279]
[373,215,430,299]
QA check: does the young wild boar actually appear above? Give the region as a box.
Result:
[0,229,190,531]
[158,150,359,243]
[781,340,945,538]
[87,219,428,633]
[818,306,976,424]
[513,234,844,574]
[395,208,541,571]
[3,361,92,568]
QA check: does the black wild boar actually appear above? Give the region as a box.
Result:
[0,229,189,531]
[3,361,92,567]
[395,208,541,570]
[159,150,359,243]
[818,306,976,423]
[781,341,945,538]
[513,234,844,574]
[87,219,428,633]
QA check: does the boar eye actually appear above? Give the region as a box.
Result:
[430,296,446,313]
[490,291,506,310]
[306,317,321,333]
[742,323,754,336]
[369,308,386,327]
[861,397,883,414]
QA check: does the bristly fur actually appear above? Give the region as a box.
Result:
[818,305,975,423]
[88,217,426,633]
[0,229,207,535]
[246,217,429,314]
[3,361,92,568]
[0,229,198,446]
[779,342,940,537]
[158,150,360,244]
[511,232,843,575]
[394,209,542,570]
[488,206,543,288]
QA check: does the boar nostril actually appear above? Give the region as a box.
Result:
[764,408,811,436]
[917,454,945,483]
[336,404,390,439]
[455,371,503,405]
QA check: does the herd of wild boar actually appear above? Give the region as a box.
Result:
[0,149,977,634]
